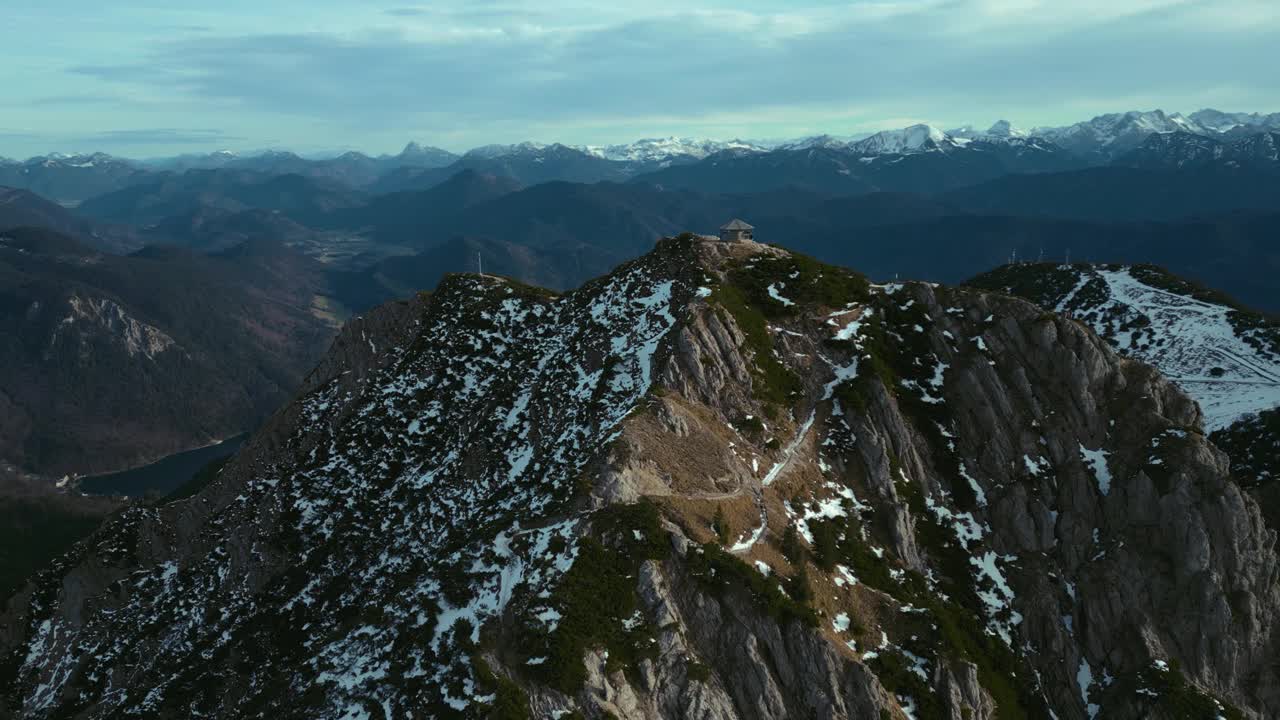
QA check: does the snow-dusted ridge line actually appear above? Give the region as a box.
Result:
[1085,267,1278,430]
[14,242,703,717]
[975,262,1280,432]
[11,239,1275,719]
[578,137,767,163]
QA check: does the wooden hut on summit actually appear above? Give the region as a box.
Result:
[719,219,754,243]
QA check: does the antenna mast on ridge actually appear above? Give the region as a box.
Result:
[477,251,484,279]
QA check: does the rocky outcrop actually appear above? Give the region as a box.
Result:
[3,237,1277,719]
[0,226,342,482]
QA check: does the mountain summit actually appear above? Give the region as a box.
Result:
[1032,109,1209,159]
[982,119,1026,139]
[5,236,1277,718]
[849,124,956,154]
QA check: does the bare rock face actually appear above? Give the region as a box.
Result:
[3,237,1277,719]
[667,304,754,415]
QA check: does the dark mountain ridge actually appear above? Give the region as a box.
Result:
[1116,130,1280,172]
[0,154,152,204]
[327,169,525,241]
[0,186,140,253]
[5,236,1277,718]
[369,142,638,194]
[0,226,342,481]
[328,175,1280,313]
[76,169,367,226]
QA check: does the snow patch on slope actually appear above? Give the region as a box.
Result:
[1069,267,1280,430]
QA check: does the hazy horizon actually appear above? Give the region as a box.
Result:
[4,0,1279,158]
[4,104,1279,162]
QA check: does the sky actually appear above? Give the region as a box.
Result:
[2,0,1277,158]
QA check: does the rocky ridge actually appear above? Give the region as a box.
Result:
[4,237,1278,719]
[967,263,1280,433]
[968,259,1280,558]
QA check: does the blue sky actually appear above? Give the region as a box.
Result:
[2,0,1277,157]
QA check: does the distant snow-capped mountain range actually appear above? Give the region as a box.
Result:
[580,137,764,163]
[4,108,1279,203]
[7,108,1278,173]
[451,108,1280,165]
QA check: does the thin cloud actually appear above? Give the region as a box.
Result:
[0,130,41,141]
[28,94,123,107]
[81,129,245,145]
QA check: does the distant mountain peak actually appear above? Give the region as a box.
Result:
[579,137,766,163]
[257,149,302,160]
[1190,108,1280,134]
[985,119,1026,138]
[850,124,957,154]
[775,134,852,151]
[397,141,455,159]
[30,151,127,168]
[466,141,551,159]
[1029,109,1215,158]
[1115,125,1280,170]
[947,120,1029,142]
